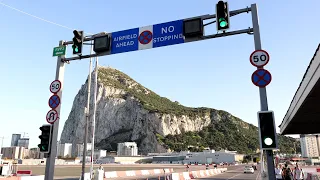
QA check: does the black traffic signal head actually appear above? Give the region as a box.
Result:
[72,30,84,55]
[93,35,111,53]
[38,124,53,153]
[258,111,278,150]
[183,18,204,38]
[216,1,230,31]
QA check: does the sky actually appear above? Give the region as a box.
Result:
[0,0,319,149]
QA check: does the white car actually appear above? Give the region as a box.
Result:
[244,166,254,174]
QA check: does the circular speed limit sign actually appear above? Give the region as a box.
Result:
[50,80,61,94]
[250,50,270,68]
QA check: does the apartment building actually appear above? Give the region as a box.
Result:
[300,134,320,157]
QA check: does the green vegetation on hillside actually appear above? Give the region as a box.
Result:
[98,67,210,117]
[161,117,301,154]
[97,67,301,154]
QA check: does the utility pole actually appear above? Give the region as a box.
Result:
[45,40,66,180]
[81,42,94,180]
[251,4,276,180]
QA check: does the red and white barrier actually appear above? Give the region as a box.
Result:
[103,168,174,179]
[171,168,227,180]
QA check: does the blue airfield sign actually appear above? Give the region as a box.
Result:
[110,20,185,55]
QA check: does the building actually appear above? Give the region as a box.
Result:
[198,150,242,164]
[96,156,151,164]
[17,138,29,149]
[152,156,185,164]
[11,134,21,147]
[28,148,45,159]
[75,144,84,157]
[117,142,138,156]
[1,147,25,159]
[150,149,242,164]
[73,143,93,157]
[57,143,72,158]
[86,150,107,160]
[300,134,320,158]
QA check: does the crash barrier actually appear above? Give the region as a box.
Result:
[79,168,174,179]
[104,168,174,178]
[171,168,227,180]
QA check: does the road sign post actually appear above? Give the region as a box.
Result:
[251,4,276,180]
[45,40,66,180]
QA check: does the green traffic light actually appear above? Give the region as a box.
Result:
[219,18,227,28]
[41,146,46,150]
[75,47,79,52]
[264,137,273,146]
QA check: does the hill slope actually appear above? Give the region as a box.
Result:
[60,66,300,155]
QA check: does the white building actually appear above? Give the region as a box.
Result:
[86,150,107,160]
[183,149,242,164]
[74,143,93,157]
[300,134,320,157]
[57,143,72,158]
[117,142,138,156]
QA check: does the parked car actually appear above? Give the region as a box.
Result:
[244,166,254,174]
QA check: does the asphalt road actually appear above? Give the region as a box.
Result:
[197,165,261,180]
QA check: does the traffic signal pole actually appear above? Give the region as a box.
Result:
[45,40,66,180]
[251,4,275,180]
[81,42,94,180]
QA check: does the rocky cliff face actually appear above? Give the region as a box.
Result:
[60,66,299,155]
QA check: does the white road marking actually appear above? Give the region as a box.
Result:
[226,167,247,179]
[256,170,261,180]
[227,173,241,179]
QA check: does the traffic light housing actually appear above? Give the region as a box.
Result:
[93,35,111,53]
[258,111,278,150]
[38,124,53,153]
[216,1,230,31]
[72,30,84,55]
[183,18,204,38]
